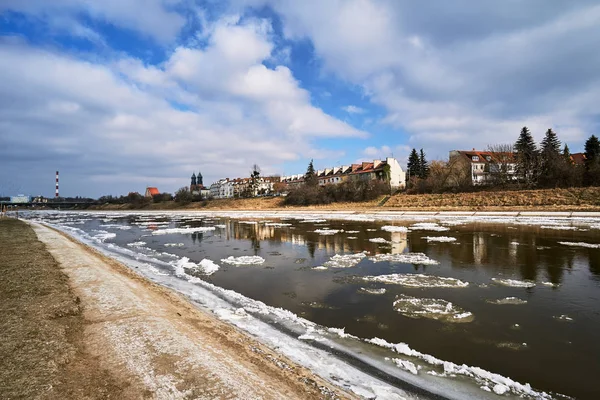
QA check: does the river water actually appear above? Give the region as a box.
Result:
[24,210,600,399]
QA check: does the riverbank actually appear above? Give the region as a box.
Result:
[85,187,600,212]
[0,219,354,399]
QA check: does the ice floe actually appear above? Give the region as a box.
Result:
[312,266,328,270]
[214,224,227,228]
[322,252,366,269]
[393,295,474,322]
[369,237,390,243]
[381,225,409,233]
[491,278,536,288]
[487,297,528,305]
[422,236,457,242]
[220,255,266,265]
[345,230,360,234]
[164,243,184,247]
[363,274,468,288]
[558,241,600,249]
[173,257,220,275]
[313,229,340,235]
[540,225,578,231]
[409,223,450,232]
[359,287,387,295]
[368,253,439,265]
[264,222,292,227]
[152,226,216,235]
[127,241,147,247]
[553,314,573,321]
[92,230,116,242]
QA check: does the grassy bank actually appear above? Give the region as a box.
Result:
[86,187,600,212]
[0,218,124,399]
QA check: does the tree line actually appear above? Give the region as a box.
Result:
[406,129,600,194]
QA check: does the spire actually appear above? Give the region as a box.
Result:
[197,171,203,186]
[191,173,197,187]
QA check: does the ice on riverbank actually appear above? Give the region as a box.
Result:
[363,274,469,288]
[393,295,474,322]
[491,278,536,288]
[368,253,439,265]
[221,255,265,265]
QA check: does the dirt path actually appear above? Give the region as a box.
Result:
[1,219,354,399]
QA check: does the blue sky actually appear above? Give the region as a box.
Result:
[1,0,599,197]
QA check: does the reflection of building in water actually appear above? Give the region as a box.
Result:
[473,233,487,265]
[390,231,407,254]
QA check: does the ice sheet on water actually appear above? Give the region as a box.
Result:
[172,257,220,275]
[264,222,292,227]
[345,230,360,234]
[540,225,578,231]
[300,219,326,223]
[313,229,340,235]
[558,241,600,249]
[422,236,457,242]
[347,236,358,239]
[487,297,528,305]
[368,253,439,265]
[127,241,146,247]
[164,243,184,247]
[151,226,216,235]
[393,294,474,322]
[363,274,469,288]
[214,224,226,228]
[491,278,536,288]
[312,266,328,270]
[358,287,386,295]
[220,255,265,265]
[553,314,573,321]
[239,221,258,224]
[409,222,450,232]
[381,225,409,233]
[323,252,367,268]
[369,237,390,243]
[99,224,132,230]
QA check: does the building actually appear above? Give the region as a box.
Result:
[449,150,517,185]
[10,194,31,203]
[145,187,159,197]
[281,157,406,190]
[207,176,281,199]
[570,153,586,165]
[190,171,210,198]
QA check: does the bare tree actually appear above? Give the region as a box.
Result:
[486,143,514,185]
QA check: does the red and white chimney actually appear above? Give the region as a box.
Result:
[55,171,59,198]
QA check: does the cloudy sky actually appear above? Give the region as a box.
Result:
[1,0,599,198]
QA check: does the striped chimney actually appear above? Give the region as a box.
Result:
[55,171,59,198]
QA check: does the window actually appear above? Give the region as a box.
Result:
[472,155,479,161]
[485,156,492,161]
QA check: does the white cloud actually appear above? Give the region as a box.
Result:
[342,105,365,114]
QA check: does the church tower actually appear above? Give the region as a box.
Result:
[197,171,203,187]
[191,173,197,187]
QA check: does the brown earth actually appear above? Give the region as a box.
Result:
[88,187,600,212]
[0,218,355,400]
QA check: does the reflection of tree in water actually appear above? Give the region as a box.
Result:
[191,232,204,244]
[307,241,316,258]
[589,249,600,280]
[250,234,260,255]
[517,238,539,281]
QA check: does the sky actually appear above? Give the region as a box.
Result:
[1,0,599,198]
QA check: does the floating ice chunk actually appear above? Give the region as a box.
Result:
[198,259,220,275]
[323,252,367,268]
[368,253,439,265]
[366,228,377,232]
[214,224,226,228]
[558,241,600,249]
[93,230,116,242]
[491,278,536,288]
[422,236,457,243]
[220,255,265,265]
[239,221,258,225]
[359,287,387,295]
[300,219,326,223]
[510,241,519,245]
[487,297,527,305]
[312,266,328,270]
[264,222,292,227]
[381,226,409,233]
[369,237,390,243]
[393,295,474,322]
[540,225,578,231]
[554,314,573,321]
[99,224,132,230]
[409,223,449,232]
[313,229,340,235]
[541,281,560,287]
[127,241,147,247]
[152,226,216,235]
[173,257,219,275]
[363,274,468,288]
[164,243,184,247]
[391,358,419,375]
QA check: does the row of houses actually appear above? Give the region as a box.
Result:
[206,176,280,199]
[281,157,406,190]
[450,149,587,185]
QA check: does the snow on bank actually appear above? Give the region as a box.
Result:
[322,252,366,269]
[558,241,600,249]
[393,295,474,323]
[366,337,553,399]
[363,274,469,288]
[491,278,536,288]
[221,256,265,265]
[422,236,457,243]
[487,297,528,305]
[152,226,216,235]
[368,253,439,265]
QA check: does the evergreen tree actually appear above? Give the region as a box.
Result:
[539,129,561,187]
[419,149,429,179]
[514,126,538,185]
[406,149,421,181]
[540,129,561,154]
[584,135,600,186]
[304,159,318,186]
[562,144,572,163]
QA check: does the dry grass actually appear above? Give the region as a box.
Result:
[0,218,125,399]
